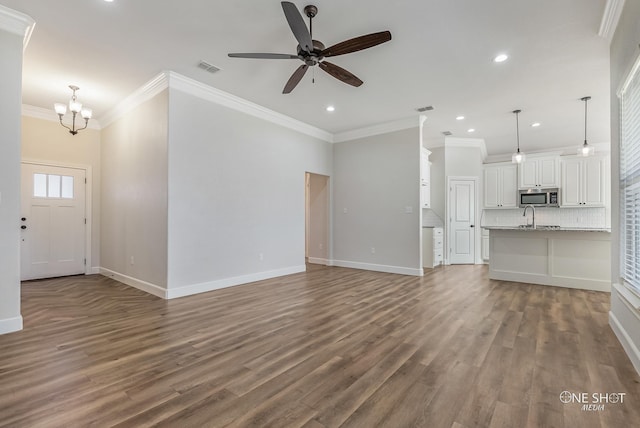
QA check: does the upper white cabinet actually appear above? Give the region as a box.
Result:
[421,148,431,208]
[518,156,559,189]
[560,155,607,207]
[484,163,517,208]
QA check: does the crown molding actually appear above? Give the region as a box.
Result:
[22,104,102,130]
[598,0,626,43]
[0,4,35,50]
[166,72,333,142]
[333,116,419,143]
[100,72,169,128]
[445,137,488,160]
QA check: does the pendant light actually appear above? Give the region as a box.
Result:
[578,96,594,156]
[511,109,526,164]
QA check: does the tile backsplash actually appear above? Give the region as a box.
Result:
[481,206,608,229]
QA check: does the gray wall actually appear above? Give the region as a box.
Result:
[166,88,333,291]
[333,128,422,272]
[609,0,640,372]
[0,28,24,333]
[100,90,169,288]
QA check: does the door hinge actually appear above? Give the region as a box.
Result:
[85,178,87,184]
[84,258,86,265]
[84,218,87,224]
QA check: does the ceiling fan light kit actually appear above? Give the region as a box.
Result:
[228,2,392,94]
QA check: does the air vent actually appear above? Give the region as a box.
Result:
[442,131,452,136]
[415,105,434,112]
[197,60,221,74]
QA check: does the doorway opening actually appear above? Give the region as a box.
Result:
[305,172,330,267]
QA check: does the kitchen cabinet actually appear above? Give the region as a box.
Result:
[484,163,517,208]
[423,227,443,268]
[518,156,559,189]
[560,155,607,207]
[421,148,431,208]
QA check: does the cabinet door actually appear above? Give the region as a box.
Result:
[561,158,582,206]
[583,157,605,206]
[538,158,559,187]
[484,167,500,208]
[482,236,490,261]
[500,165,518,207]
[519,161,538,188]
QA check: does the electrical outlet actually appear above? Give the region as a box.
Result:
[259,253,264,261]
[405,206,413,214]
[343,208,348,214]
[130,256,134,265]
[319,243,323,250]
[371,247,376,254]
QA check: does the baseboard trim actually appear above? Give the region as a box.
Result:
[609,309,640,376]
[0,315,23,335]
[99,268,168,299]
[167,265,307,299]
[330,260,423,276]
[307,257,329,266]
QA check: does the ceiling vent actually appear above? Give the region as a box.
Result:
[442,131,452,136]
[197,60,221,74]
[415,105,434,112]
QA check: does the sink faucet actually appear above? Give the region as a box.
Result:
[523,204,536,228]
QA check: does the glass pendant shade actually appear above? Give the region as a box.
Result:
[81,108,92,119]
[69,100,82,113]
[512,150,526,164]
[54,103,67,115]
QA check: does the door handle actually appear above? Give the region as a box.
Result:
[21,225,27,230]
[470,225,475,228]
[21,217,26,221]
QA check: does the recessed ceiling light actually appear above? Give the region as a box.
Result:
[326,105,335,112]
[104,0,114,2]
[531,122,541,127]
[493,54,508,63]
[456,116,465,120]
[467,128,475,133]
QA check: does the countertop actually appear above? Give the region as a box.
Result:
[482,225,611,233]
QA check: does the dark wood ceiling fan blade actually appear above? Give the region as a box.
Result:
[318,61,363,87]
[281,2,313,52]
[283,64,309,94]
[320,31,392,58]
[228,53,299,59]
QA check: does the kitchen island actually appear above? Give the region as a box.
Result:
[483,226,611,292]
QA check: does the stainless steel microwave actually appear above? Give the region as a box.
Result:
[518,188,559,207]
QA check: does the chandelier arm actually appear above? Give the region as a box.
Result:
[75,118,90,133]
[58,115,73,133]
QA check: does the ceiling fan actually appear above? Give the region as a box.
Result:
[228,2,392,94]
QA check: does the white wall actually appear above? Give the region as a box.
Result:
[332,127,422,275]
[609,0,640,374]
[166,87,332,296]
[100,90,169,292]
[21,116,101,272]
[0,14,28,334]
[307,173,330,263]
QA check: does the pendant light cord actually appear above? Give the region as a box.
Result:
[584,97,588,144]
[513,109,522,153]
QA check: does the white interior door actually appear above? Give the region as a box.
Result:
[21,163,86,280]
[449,179,476,264]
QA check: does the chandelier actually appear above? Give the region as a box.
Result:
[54,85,92,135]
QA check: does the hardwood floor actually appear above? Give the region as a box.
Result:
[1,265,640,427]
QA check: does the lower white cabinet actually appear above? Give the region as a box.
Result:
[423,227,444,268]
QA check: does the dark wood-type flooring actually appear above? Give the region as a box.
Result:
[1,265,640,427]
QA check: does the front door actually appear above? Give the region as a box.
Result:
[20,163,86,280]
[449,179,476,264]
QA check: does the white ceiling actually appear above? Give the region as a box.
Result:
[3,0,611,155]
